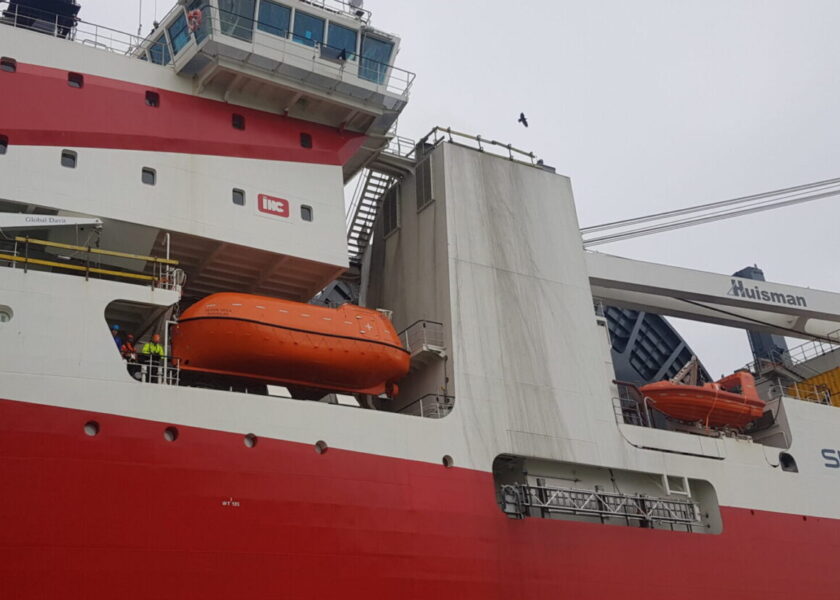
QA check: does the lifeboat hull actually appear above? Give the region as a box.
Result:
[172,293,410,396]
[640,374,765,428]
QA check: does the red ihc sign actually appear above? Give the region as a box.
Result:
[258,194,290,218]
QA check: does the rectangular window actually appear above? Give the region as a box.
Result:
[327,23,357,60]
[168,14,191,54]
[149,36,171,65]
[359,35,394,84]
[257,0,291,38]
[300,205,313,222]
[145,91,160,107]
[188,0,209,44]
[0,135,7,155]
[61,150,77,169]
[299,132,313,148]
[416,157,433,211]
[67,72,84,88]
[219,0,257,41]
[382,185,399,235]
[232,188,245,206]
[0,57,16,73]
[292,11,324,47]
[142,168,156,185]
[232,113,246,130]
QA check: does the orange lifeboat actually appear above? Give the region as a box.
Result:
[171,293,410,396]
[639,371,765,428]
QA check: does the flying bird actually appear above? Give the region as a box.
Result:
[518,112,529,128]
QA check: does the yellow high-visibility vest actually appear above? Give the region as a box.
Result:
[142,342,164,357]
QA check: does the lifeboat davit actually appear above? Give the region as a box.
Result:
[171,293,410,396]
[640,371,765,428]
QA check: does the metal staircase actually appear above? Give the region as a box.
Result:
[346,169,399,260]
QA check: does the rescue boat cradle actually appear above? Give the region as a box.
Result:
[639,371,765,429]
[171,293,411,397]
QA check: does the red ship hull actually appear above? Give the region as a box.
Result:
[1,397,836,599]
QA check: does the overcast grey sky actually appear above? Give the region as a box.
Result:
[82,0,840,376]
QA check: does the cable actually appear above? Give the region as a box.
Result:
[583,186,840,247]
[581,175,840,234]
[676,297,840,346]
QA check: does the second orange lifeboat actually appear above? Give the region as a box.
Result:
[171,293,410,397]
[640,371,765,428]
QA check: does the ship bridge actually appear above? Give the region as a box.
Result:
[136,0,412,176]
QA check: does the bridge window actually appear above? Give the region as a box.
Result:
[0,135,7,155]
[220,0,257,41]
[168,14,191,54]
[149,36,171,65]
[360,35,393,84]
[0,57,16,73]
[327,23,357,60]
[301,205,313,222]
[61,150,77,169]
[67,72,84,88]
[232,188,246,206]
[292,11,324,47]
[257,0,291,37]
[187,0,209,44]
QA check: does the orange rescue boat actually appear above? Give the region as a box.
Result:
[640,371,765,428]
[172,293,410,397]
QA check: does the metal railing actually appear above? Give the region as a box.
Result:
[298,0,372,23]
[767,378,832,405]
[405,126,543,166]
[746,333,840,378]
[500,482,701,529]
[398,394,454,419]
[0,1,162,57]
[4,236,183,291]
[125,354,181,386]
[399,320,445,356]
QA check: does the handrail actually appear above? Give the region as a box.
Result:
[0,252,154,281]
[0,0,162,57]
[14,236,179,265]
[407,126,542,166]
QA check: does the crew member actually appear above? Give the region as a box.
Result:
[142,334,165,383]
[111,324,123,349]
[120,333,137,361]
[142,333,165,358]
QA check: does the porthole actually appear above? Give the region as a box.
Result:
[300,205,313,222]
[232,188,245,206]
[61,149,77,168]
[300,132,313,148]
[142,167,156,185]
[315,440,328,454]
[84,421,100,437]
[0,135,8,155]
[244,433,258,448]
[145,91,160,107]
[232,113,246,130]
[163,426,179,442]
[0,57,16,73]
[0,305,11,322]
[442,455,454,468]
[67,72,84,88]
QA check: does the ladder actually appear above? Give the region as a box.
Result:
[346,169,398,260]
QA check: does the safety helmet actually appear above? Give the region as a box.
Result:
[111,324,120,331]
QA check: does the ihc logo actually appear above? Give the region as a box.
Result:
[258,194,290,218]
